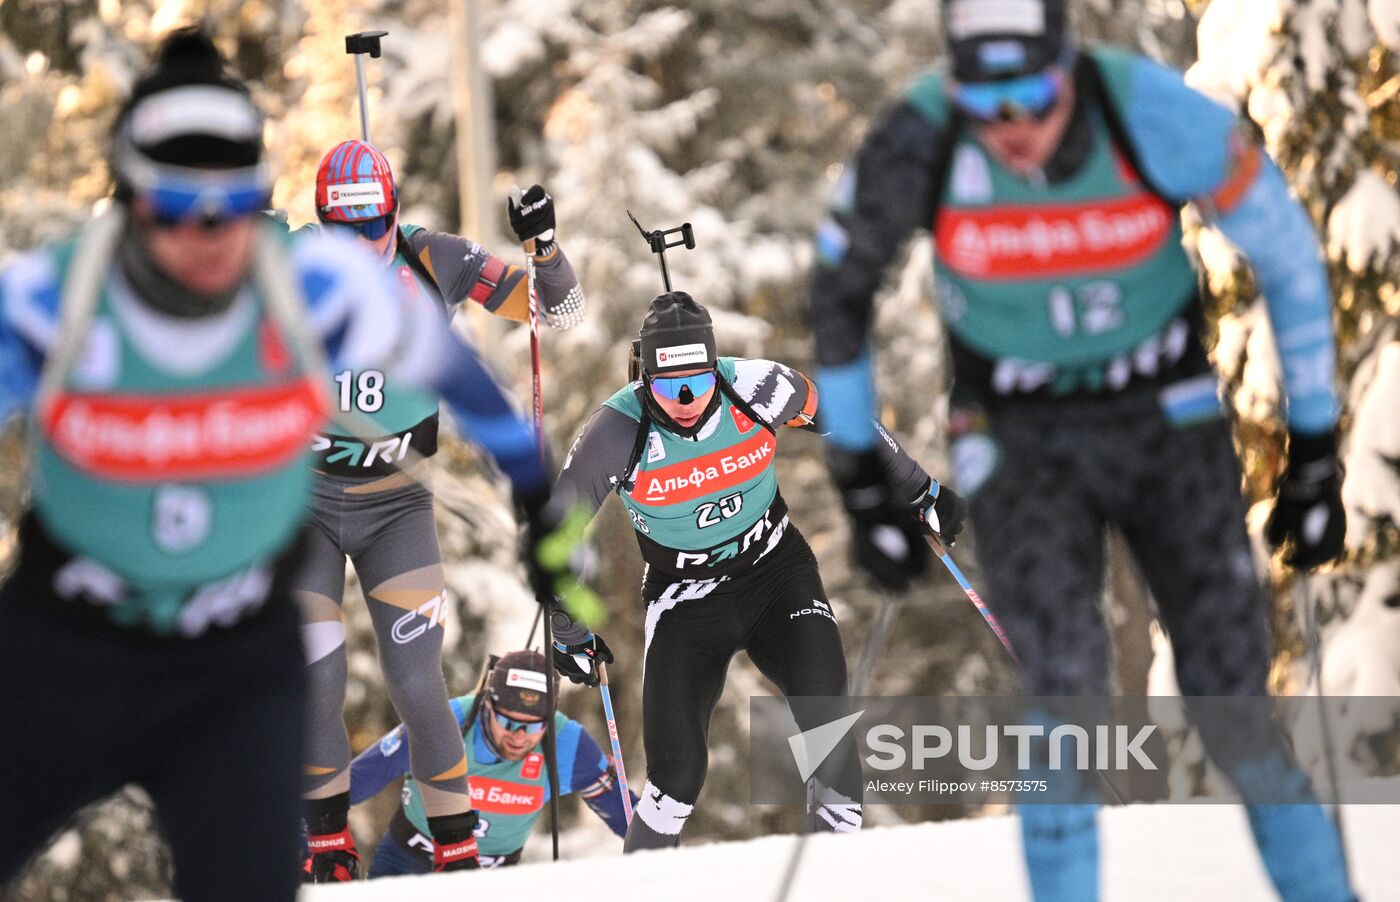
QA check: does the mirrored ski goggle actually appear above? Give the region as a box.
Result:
[491,709,546,735]
[324,212,395,241]
[649,371,717,402]
[951,69,1061,122]
[118,151,272,227]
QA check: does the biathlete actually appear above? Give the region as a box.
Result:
[350,649,634,874]
[0,30,563,902]
[549,290,965,850]
[808,1,1353,899]
[295,139,587,880]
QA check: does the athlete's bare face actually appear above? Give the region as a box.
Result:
[972,76,1076,177]
[135,201,256,296]
[488,705,546,761]
[650,367,717,430]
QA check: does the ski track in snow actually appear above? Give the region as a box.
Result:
[291,804,1400,901]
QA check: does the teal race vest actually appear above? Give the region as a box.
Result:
[401,699,569,856]
[311,223,440,475]
[32,224,327,632]
[605,358,786,573]
[911,49,1200,396]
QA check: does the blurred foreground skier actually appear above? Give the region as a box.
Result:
[808,1,1353,899]
[0,30,565,901]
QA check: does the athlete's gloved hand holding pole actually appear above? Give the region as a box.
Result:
[1266,430,1346,570]
[516,489,614,689]
[829,446,966,590]
[549,610,616,687]
[507,185,556,252]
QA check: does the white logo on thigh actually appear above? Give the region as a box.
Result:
[789,599,837,622]
[391,593,449,644]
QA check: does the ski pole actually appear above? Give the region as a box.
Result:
[526,243,543,459]
[929,535,1127,805]
[538,603,564,860]
[597,663,634,824]
[461,654,501,737]
[344,31,387,143]
[525,604,543,650]
[510,186,546,461]
[927,534,1019,666]
[850,589,904,698]
[1298,574,1351,873]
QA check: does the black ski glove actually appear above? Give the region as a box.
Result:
[506,184,556,248]
[829,448,930,591]
[1265,430,1346,570]
[548,608,614,687]
[910,477,966,546]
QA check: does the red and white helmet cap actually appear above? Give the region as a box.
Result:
[314,139,396,223]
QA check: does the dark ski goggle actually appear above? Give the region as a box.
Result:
[491,709,546,735]
[649,370,717,403]
[150,209,250,230]
[952,69,1061,122]
[325,212,395,241]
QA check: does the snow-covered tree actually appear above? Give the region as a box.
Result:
[1,1,1395,898]
[1188,0,1400,698]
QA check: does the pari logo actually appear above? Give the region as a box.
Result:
[789,713,1158,776]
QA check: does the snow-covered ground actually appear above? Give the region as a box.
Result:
[297,804,1400,901]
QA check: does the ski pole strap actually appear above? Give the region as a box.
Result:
[596,663,633,825]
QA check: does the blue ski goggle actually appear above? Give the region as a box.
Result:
[118,152,272,227]
[324,212,396,242]
[951,69,1062,122]
[491,709,546,735]
[649,371,717,402]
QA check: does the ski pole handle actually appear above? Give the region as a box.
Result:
[927,534,1019,666]
[597,663,634,825]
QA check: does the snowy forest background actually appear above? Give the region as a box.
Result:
[0,0,1396,899]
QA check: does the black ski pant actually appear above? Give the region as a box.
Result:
[966,393,1275,768]
[0,561,306,902]
[626,526,860,849]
